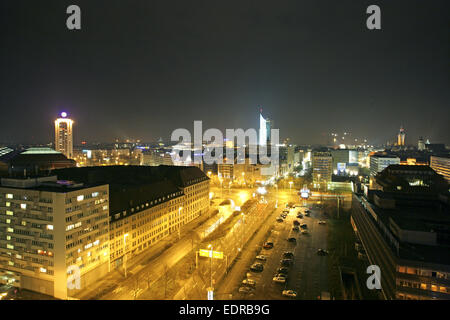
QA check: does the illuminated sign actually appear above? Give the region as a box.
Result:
[199,249,223,259]
[299,187,310,199]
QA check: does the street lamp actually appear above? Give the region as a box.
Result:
[123,233,129,278]
[207,244,213,293]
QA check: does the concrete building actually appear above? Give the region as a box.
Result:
[312,151,332,186]
[53,165,210,271]
[369,153,400,177]
[351,165,450,300]
[430,155,450,184]
[54,112,74,159]
[418,137,426,151]
[0,176,110,299]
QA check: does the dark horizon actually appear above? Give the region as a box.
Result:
[1,0,449,146]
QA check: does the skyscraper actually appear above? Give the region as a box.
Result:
[418,136,425,151]
[258,107,271,146]
[54,112,74,159]
[397,126,406,146]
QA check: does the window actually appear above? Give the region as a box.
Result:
[420,283,427,290]
[92,192,99,197]
[7,244,14,250]
[40,267,47,273]
[6,210,13,216]
[6,194,13,199]
[77,195,84,202]
[6,202,10,207]
[7,227,13,233]
[47,225,54,230]
[20,203,27,209]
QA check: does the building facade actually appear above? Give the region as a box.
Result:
[312,151,332,186]
[54,113,74,159]
[430,155,450,184]
[0,176,110,299]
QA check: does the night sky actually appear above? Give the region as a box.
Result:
[1,0,449,146]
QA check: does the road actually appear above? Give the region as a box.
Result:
[216,190,330,300]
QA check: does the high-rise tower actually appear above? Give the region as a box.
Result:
[258,106,271,146]
[54,112,74,159]
[397,126,406,146]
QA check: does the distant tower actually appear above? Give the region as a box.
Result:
[397,126,406,146]
[54,112,74,159]
[259,106,271,146]
[418,136,425,151]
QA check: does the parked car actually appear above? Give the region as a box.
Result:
[292,226,300,232]
[280,259,293,267]
[282,290,297,298]
[304,212,310,217]
[239,286,254,294]
[242,279,256,287]
[300,223,307,229]
[301,229,309,235]
[277,267,289,275]
[296,213,303,219]
[273,275,287,283]
[263,242,274,249]
[283,251,294,259]
[305,209,311,214]
[287,237,297,243]
[293,220,300,226]
[318,220,326,225]
[317,249,329,256]
[256,255,267,261]
[250,263,264,272]
[276,217,284,223]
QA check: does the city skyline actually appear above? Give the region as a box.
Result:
[1,1,449,146]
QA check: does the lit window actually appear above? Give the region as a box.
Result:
[420,283,427,290]
[20,203,27,209]
[93,240,100,246]
[21,221,26,226]
[440,287,446,293]
[7,244,14,250]
[6,194,13,199]
[77,195,84,202]
[16,254,22,259]
[8,261,14,266]
[87,251,91,257]
[47,225,54,230]
[6,210,13,216]
[6,202,10,207]
[103,205,108,211]
[92,192,99,197]
[431,285,438,292]
[66,224,74,231]
[7,228,13,233]
[40,267,47,273]
[84,243,93,250]
[6,235,11,241]
[6,219,11,224]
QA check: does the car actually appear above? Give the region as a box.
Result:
[293,220,300,226]
[305,209,311,213]
[301,229,309,235]
[317,249,329,256]
[300,223,307,229]
[276,217,284,223]
[296,213,303,219]
[239,286,254,294]
[256,255,267,261]
[282,290,297,298]
[263,242,274,249]
[318,220,326,225]
[292,226,300,232]
[282,209,290,214]
[277,267,289,275]
[283,251,294,258]
[287,237,297,243]
[280,259,293,267]
[250,263,264,272]
[281,214,287,219]
[304,212,310,217]
[273,275,287,283]
[242,279,256,287]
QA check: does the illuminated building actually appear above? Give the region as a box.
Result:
[430,155,450,184]
[418,137,425,151]
[53,165,210,271]
[397,126,406,146]
[0,176,110,299]
[0,147,75,176]
[312,151,332,185]
[351,165,450,300]
[258,107,271,146]
[370,153,400,177]
[54,112,74,159]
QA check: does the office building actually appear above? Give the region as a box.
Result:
[369,153,400,177]
[0,176,110,299]
[418,137,426,151]
[397,126,406,146]
[430,155,450,184]
[312,151,332,186]
[259,108,271,146]
[351,165,450,300]
[54,112,74,159]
